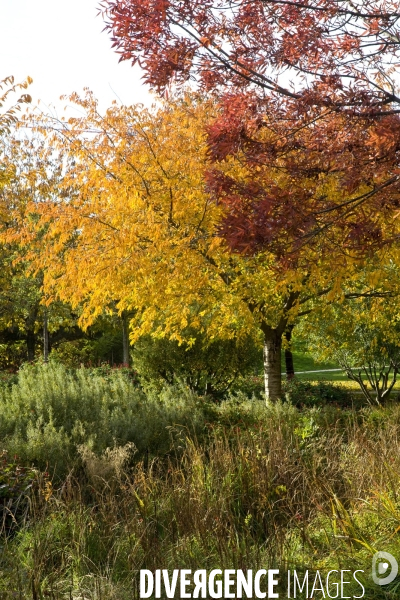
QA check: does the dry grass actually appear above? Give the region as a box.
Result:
[1,401,400,598]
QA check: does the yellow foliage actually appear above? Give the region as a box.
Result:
[7,91,400,350]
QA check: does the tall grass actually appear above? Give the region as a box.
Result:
[0,364,400,597]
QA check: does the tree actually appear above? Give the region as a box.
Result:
[14,93,398,399]
[300,273,400,405]
[0,120,83,364]
[0,76,35,363]
[100,1,400,256]
[101,0,400,114]
[0,75,32,243]
[0,76,32,134]
[0,267,42,362]
[99,1,400,397]
[0,79,125,368]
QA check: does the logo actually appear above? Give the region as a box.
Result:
[372,551,398,586]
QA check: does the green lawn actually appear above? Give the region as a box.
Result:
[282,350,348,381]
[280,350,400,396]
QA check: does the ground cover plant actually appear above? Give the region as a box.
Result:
[0,364,398,597]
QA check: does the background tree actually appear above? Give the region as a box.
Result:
[0,75,32,271]
[0,76,36,365]
[0,118,114,366]
[0,76,31,134]
[299,258,400,404]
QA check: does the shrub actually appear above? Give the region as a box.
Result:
[50,331,124,368]
[0,362,207,478]
[299,298,400,405]
[0,341,26,372]
[283,378,353,407]
[230,374,265,398]
[132,331,262,396]
[0,370,18,389]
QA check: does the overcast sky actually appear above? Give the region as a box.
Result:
[1,0,153,115]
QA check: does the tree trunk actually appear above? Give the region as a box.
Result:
[25,305,39,363]
[43,311,49,363]
[262,325,283,401]
[121,312,130,367]
[26,329,36,362]
[285,325,295,379]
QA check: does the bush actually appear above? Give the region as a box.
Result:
[0,362,362,483]
[0,361,208,478]
[132,331,262,396]
[50,331,124,368]
[231,375,355,406]
[0,370,18,389]
[299,298,400,405]
[283,378,353,407]
[0,341,27,372]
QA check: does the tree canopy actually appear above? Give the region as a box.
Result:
[6,92,397,398]
[101,1,400,257]
[100,1,400,107]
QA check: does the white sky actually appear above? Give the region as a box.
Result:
[0,0,153,116]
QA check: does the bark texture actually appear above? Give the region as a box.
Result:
[122,312,130,367]
[284,326,295,379]
[262,325,283,401]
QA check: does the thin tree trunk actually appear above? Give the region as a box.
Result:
[26,329,36,362]
[122,312,130,367]
[43,311,49,363]
[262,325,283,401]
[25,305,39,363]
[285,325,295,379]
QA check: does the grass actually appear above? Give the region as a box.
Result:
[281,350,400,398]
[0,363,400,598]
[282,350,348,381]
[2,398,400,598]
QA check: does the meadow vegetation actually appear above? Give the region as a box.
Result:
[0,363,399,598]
